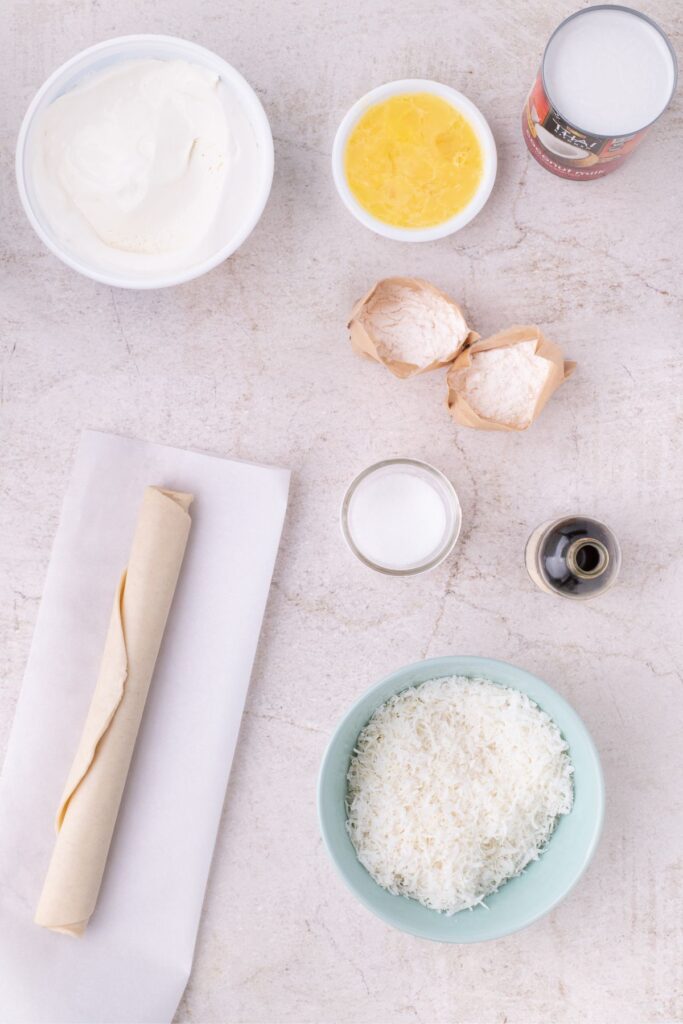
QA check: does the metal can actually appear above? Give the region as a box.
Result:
[523,5,677,180]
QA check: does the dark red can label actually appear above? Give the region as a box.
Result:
[522,71,648,180]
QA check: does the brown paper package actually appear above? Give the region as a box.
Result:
[35,486,193,936]
[446,325,576,431]
[348,277,476,379]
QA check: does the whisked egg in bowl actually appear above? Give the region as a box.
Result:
[332,79,497,242]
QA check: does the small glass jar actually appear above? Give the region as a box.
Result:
[340,458,462,576]
[525,514,621,600]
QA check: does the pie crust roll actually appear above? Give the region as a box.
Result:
[35,486,193,936]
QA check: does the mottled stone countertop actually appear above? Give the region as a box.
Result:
[1,1,682,1022]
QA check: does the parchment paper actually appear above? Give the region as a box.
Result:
[0,431,289,1023]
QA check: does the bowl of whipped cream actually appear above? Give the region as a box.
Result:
[16,35,274,288]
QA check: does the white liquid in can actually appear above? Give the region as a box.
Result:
[544,7,676,137]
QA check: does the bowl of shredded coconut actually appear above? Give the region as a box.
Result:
[317,656,603,942]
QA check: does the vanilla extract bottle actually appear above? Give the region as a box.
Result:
[525,515,621,600]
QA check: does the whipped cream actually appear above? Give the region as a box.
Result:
[30,58,260,276]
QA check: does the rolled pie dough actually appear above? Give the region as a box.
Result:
[35,486,193,936]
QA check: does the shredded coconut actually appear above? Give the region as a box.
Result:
[346,675,574,914]
[358,281,469,368]
[456,341,551,427]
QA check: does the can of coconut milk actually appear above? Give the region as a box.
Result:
[522,5,677,180]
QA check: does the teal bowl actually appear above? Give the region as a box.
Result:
[317,655,604,942]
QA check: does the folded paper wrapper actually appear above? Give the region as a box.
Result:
[35,486,193,937]
[348,283,576,432]
[446,325,576,432]
[0,431,289,1024]
[348,277,476,379]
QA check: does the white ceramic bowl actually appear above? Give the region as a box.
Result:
[332,79,497,242]
[16,35,274,289]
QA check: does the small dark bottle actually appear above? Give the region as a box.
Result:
[525,515,621,600]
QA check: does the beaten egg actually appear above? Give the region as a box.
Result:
[344,92,484,229]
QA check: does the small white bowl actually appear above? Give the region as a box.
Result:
[332,79,497,242]
[16,35,274,289]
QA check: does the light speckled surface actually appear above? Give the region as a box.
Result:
[1,2,682,1022]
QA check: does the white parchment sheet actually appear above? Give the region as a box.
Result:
[0,431,290,1023]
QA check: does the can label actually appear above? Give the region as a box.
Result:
[522,71,648,180]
